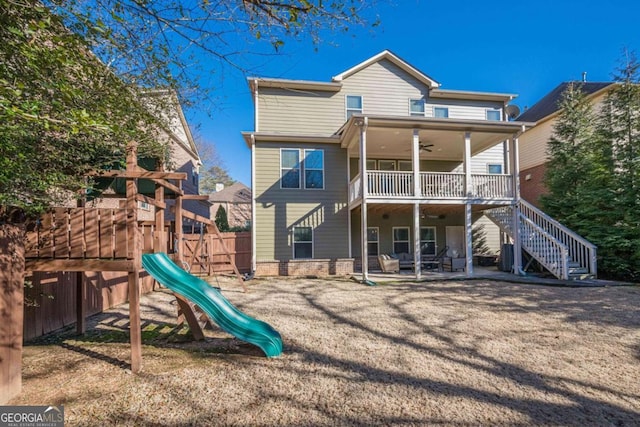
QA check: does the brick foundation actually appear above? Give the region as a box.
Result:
[256,259,354,277]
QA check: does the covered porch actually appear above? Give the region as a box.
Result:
[340,115,530,281]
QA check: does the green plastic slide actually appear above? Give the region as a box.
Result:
[141,253,283,358]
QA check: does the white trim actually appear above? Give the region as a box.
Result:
[346,95,363,120]
[251,134,257,272]
[292,225,314,259]
[392,226,411,254]
[366,226,380,255]
[486,108,502,121]
[433,106,449,119]
[280,148,301,189]
[409,98,426,117]
[303,149,325,190]
[420,226,437,256]
[332,50,440,88]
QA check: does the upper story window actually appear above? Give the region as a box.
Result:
[346,95,363,119]
[304,149,324,189]
[486,109,501,121]
[487,164,503,174]
[191,166,198,186]
[281,148,324,189]
[281,149,301,189]
[434,107,449,118]
[409,99,425,116]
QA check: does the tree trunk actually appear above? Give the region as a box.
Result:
[0,223,25,404]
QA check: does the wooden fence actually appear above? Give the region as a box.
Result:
[22,208,252,340]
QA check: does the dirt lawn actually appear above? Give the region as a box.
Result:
[12,277,640,426]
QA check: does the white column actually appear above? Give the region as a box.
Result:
[251,134,257,272]
[463,132,472,197]
[464,203,474,277]
[413,203,421,279]
[509,135,522,274]
[347,154,352,259]
[359,118,369,280]
[412,129,420,198]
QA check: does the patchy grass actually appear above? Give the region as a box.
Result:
[12,277,640,426]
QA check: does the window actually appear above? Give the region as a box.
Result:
[420,227,436,256]
[346,95,363,119]
[486,109,501,121]
[398,160,412,171]
[304,149,324,189]
[378,160,396,171]
[434,107,449,118]
[139,201,151,211]
[487,164,503,174]
[293,226,313,259]
[367,227,379,255]
[409,99,425,116]
[393,227,410,254]
[192,166,198,186]
[366,159,377,170]
[281,149,301,189]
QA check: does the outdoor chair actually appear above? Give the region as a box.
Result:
[378,254,400,273]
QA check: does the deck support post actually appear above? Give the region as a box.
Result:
[464,203,474,277]
[126,143,142,373]
[509,135,522,274]
[359,118,369,281]
[413,203,421,279]
[76,197,86,335]
[0,223,25,404]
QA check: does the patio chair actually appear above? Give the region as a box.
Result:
[378,254,400,273]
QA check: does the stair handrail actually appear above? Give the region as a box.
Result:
[519,200,597,276]
[518,213,570,280]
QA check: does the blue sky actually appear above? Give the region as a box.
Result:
[188,0,640,187]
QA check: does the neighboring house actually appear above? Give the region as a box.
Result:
[209,182,252,228]
[516,82,613,206]
[89,90,210,226]
[243,50,597,280]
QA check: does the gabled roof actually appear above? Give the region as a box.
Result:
[517,82,614,123]
[331,50,440,88]
[208,182,251,203]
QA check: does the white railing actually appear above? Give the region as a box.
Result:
[420,172,465,198]
[349,174,362,204]
[358,171,514,199]
[367,171,413,197]
[485,200,597,280]
[471,174,513,199]
[519,213,570,280]
[519,199,597,277]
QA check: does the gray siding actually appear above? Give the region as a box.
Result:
[254,141,349,260]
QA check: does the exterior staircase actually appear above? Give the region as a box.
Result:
[485,200,597,280]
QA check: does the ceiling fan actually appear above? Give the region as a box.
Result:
[419,142,434,152]
[405,141,434,152]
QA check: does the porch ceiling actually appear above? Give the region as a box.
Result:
[342,115,531,161]
[359,203,511,217]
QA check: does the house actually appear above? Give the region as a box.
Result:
[242,50,597,280]
[208,182,252,228]
[516,82,613,206]
[89,89,211,227]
